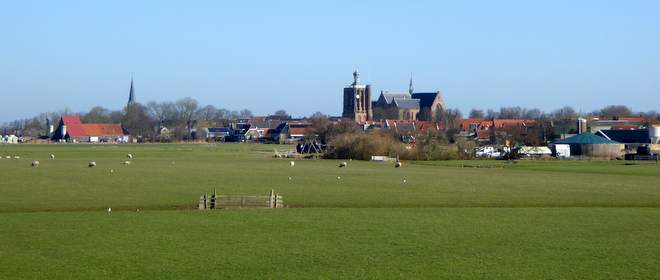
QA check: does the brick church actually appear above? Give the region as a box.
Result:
[342,71,446,123]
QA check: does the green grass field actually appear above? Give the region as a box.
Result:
[1,144,659,279]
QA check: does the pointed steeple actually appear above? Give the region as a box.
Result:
[127,75,135,105]
[408,73,414,95]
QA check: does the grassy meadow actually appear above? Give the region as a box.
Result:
[0,144,659,279]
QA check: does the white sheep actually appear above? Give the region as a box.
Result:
[339,162,347,168]
[127,153,133,159]
[31,160,40,167]
[13,156,20,160]
[5,156,10,159]
[123,161,131,165]
[107,207,112,213]
[49,154,55,159]
[88,161,96,167]
[395,161,402,168]
[290,161,295,167]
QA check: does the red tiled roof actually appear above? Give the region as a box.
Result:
[611,125,639,130]
[81,124,124,136]
[60,115,123,138]
[61,116,87,137]
[289,127,308,136]
[614,116,644,123]
[61,115,82,125]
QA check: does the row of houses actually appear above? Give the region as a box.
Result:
[202,118,315,143]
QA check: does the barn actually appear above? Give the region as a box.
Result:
[553,133,624,159]
[52,115,126,143]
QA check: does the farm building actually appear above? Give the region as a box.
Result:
[553,133,624,159]
[518,146,552,158]
[1,135,19,144]
[52,115,127,143]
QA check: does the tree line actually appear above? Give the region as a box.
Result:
[2,101,659,141]
[1,97,258,141]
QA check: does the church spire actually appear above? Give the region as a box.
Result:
[127,75,135,105]
[409,73,414,95]
[352,69,361,85]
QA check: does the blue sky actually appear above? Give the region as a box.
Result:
[1,0,659,122]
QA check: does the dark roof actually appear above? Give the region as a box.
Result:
[554,133,620,145]
[207,127,231,133]
[381,92,411,104]
[411,92,440,108]
[393,99,420,110]
[596,129,650,144]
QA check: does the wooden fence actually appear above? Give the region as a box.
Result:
[198,189,283,209]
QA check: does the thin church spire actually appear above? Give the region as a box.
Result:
[409,73,414,95]
[127,74,135,106]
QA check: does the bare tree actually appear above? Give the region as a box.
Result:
[469,109,485,119]
[486,109,499,119]
[82,106,111,123]
[197,105,219,122]
[176,97,200,136]
[597,105,633,118]
[551,106,578,120]
[273,109,290,118]
[239,109,253,118]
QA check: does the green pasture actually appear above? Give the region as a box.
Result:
[0,144,659,279]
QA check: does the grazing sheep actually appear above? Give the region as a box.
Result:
[107,207,112,213]
[123,161,131,165]
[31,160,40,167]
[339,162,347,168]
[290,161,295,167]
[110,169,114,174]
[13,156,20,160]
[395,161,402,168]
[5,156,10,159]
[127,153,133,159]
[49,154,55,159]
[88,161,96,167]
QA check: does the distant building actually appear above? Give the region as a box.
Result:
[52,115,126,143]
[342,70,372,123]
[457,118,535,143]
[371,76,445,121]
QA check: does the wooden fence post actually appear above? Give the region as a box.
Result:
[198,195,205,210]
[210,188,217,209]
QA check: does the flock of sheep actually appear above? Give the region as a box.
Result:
[0,152,134,169]
[289,159,402,169]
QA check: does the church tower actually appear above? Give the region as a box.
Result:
[127,76,135,106]
[342,70,372,123]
